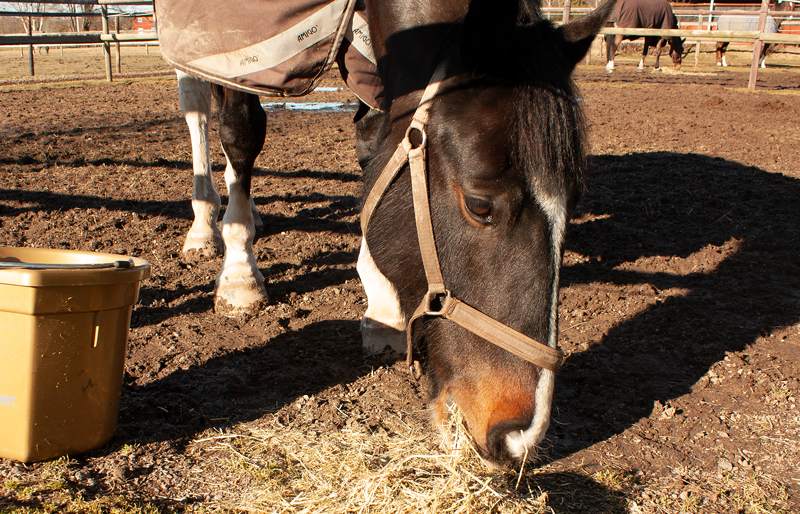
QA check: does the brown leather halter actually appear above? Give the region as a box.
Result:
[360,64,565,375]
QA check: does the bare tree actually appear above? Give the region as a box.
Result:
[5,3,54,33]
[62,3,98,33]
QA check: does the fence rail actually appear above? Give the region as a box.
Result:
[600,27,800,45]
[0,32,156,45]
[0,0,156,79]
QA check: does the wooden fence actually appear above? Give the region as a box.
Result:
[549,0,800,89]
[1,0,799,89]
[0,0,156,81]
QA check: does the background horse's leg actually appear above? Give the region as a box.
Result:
[212,86,268,317]
[605,34,622,71]
[760,43,771,68]
[652,38,665,69]
[640,39,651,70]
[177,71,224,260]
[717,42,728,66]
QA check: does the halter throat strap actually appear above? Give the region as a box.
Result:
[360,64,564,376]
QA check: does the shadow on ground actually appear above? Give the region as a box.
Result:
[546,151,800,463]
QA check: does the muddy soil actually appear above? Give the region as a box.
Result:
[1,63,800,512]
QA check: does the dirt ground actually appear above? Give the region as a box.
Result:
[1,49,800,513]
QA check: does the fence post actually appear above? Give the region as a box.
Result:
[115,16,121,73]
[563,0,572,23]
[26,16,34,76]
[748,0,771,90]
[695,13,703,66]
[101,6,112,82]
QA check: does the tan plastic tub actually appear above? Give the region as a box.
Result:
[0,247,150,462]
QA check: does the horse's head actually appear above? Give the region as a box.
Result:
[362,0,612,466]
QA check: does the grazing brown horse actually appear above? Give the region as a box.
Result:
[162,0,613,466]
[605,0,684,71]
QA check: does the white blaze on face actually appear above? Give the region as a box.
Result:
[505,192,566,459]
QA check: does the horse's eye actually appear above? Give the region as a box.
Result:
[465,196,492,224]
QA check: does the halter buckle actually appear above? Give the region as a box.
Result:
[423,289,453,317]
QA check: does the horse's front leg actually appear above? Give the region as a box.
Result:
[178,71,224,260]
[716,42,728,66]
[605,33,622,71]
[760,43,770,68]
[652,38,665,69]
[639,40,650,70]
[212,86,268,317]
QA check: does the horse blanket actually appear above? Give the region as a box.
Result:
[611,0,678,38]
[155,0,385,110]
[716,14,778,34]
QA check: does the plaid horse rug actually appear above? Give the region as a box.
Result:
[716,14,778,34]
[155,0,384,110]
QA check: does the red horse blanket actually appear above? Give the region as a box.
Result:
[155,0,384,110]
[612,0,678,36]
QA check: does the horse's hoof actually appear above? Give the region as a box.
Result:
[214,270,268,319]
[214,291,268,320]
[361,317,406,355]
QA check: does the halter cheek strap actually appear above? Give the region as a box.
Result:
[361,64,565,377]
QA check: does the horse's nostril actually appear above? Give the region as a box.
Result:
[485,417,533,465]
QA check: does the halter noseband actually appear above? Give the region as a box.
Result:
[360,64,565,376]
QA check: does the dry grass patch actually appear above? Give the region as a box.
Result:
[627,466,791,514]
[190,408,554,513]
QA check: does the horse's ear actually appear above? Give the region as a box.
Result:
[557,0,616,68]
[461,0,519,71]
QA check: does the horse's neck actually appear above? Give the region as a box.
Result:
[364,0,469,90]
[365,0,468,43]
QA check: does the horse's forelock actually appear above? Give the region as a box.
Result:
[511,81,586,207]
[516,0,544,24]
[454,4,587,211]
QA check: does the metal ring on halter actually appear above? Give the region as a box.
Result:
[423,290,452,316]
[403,120,427,152]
